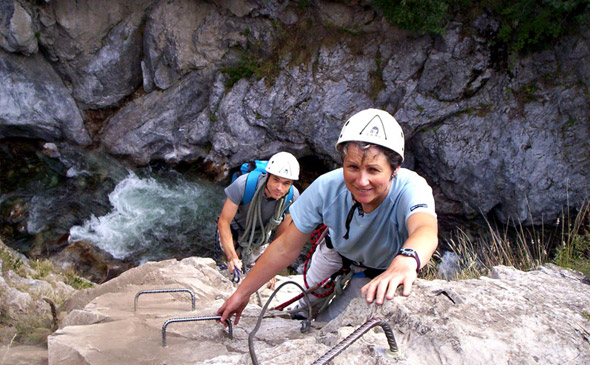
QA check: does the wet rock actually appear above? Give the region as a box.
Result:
[50,241,134,284]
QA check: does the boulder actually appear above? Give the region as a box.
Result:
[0,49,91,146]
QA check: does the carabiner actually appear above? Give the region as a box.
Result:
[231,267,242,283]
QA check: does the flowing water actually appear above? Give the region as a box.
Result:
[0,139,225,266]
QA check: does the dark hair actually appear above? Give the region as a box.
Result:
[337,141,403,171]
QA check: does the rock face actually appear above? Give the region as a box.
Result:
[0,239,80,364]
[48,257,590,365]
[1,0,589,225]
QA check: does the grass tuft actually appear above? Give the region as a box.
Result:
[440,200,590,280]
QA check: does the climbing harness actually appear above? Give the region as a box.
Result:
[272,224,385,318]
[270,225,354,318]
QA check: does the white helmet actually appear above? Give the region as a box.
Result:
[265,152,300,180]
[336,108,405,160]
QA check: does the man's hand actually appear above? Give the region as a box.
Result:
[227,258,243,274]
[266,276,276,290]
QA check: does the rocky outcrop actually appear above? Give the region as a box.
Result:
[48,256,590,365]
[0,239,83,364]
[1,0,589,225]
[0,49,91,145]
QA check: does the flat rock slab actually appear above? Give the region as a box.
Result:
[48,258,590,365]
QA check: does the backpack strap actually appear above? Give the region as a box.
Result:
[283,186,294,212]
[242,170,264,205]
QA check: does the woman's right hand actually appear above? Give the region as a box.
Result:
[217,290,250,325]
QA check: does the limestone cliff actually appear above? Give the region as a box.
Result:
[1,0,589,225]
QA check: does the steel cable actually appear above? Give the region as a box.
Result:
[249,280,313,364]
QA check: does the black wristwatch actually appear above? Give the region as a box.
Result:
[397,248,421,273]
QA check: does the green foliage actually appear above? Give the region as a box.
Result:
[220,52,258,88]
[487,0,590,54]
[64,270,94,290]
[371,0,590,54]
[372,0,451,35]
[553,201,590,275]
[443,200,590,280]
[443,216,550,280]
[0,247,25,276]
[30,259,55,279]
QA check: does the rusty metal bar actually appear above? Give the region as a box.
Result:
[312,317,398,365]
[134,288,196,311]
[161,315,233,347]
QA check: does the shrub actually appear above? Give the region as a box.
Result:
[371,0,590,54]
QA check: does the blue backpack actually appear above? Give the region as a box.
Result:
[231,160,294,205]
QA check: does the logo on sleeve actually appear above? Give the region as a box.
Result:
[410,204,428,211]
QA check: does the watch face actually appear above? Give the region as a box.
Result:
[400,248,415,256]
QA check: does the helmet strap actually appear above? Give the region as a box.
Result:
[343,195,364,240]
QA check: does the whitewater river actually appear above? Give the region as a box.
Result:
[0,139,225,265]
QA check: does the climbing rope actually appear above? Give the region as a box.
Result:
[249,281,313,365]
[272,271,354,318]
[238,175,290,272]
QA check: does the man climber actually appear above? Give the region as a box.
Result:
[215,151,300,289]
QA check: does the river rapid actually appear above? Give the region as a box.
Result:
[0,139,225,272]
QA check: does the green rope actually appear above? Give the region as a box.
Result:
[238,175,290,271]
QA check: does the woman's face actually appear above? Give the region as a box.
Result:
[342,143,397,213]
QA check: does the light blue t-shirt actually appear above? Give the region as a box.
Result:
[289,168,436,270]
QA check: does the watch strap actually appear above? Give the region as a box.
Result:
[397,248,421,273]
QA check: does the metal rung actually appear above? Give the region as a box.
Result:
[162,315,233,347]
[134,288,196,311]
[312,317,398,365]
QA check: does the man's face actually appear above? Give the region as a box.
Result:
[265,174,293,199]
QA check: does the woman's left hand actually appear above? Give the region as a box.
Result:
[360,255,418,305]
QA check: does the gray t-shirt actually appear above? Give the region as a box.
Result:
[224,173,300,233]
[289,168,436,270]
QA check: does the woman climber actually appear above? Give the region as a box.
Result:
[217,108,438,323]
